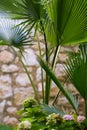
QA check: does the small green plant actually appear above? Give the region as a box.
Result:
[16,98,87,130]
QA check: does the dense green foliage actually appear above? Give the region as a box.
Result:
[16,98,87,130]
[65,43,87,117]
[0,0,87,46]
[65,43,87,100]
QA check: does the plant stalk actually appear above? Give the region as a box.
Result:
[36,33,45,103]
[40,20,49,104]
[20,57,40,104]
[38,57,77,111]
[52,90,61,106]
[52,45,61,70]
[47,45,61,104]
[11,47,40,104]
[52,78,68,105]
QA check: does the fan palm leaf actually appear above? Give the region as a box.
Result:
[0,0,17,12]
[0,0,22,18]
[44,0,87,46]
[0,18,40,103]
[42,104,64,116]
[0,0,87,46]
[65,43,87,100]
[0,0,46,32]
[0,18,31,50]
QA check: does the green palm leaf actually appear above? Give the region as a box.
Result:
[0,0,21,15]
[42,104,64,116]
[38,56,78,111]
[0,18,31,50]
[0,0,87,46]
[65,43,87,99]
[0,18,40,103]
[45,0,87,46]
[0,0,46,31]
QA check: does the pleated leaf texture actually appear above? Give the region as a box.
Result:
[44,0,87,46]
[0,0,87,46]
[65,43,87,100]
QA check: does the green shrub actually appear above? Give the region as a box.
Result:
[16,98,87,130]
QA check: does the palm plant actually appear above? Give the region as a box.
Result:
[0,18,40,103]
[65,43,87,118]
[0,19,31,49]
[0,0,87,110]
[0,18,78,112]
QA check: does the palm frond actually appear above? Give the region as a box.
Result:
[42,104,64,116]
[14,0,41,20]
[0,0,46,32]
[67,91,79,110]
[45,0,87,46]
[0,0,87,46]
[0,18,32,50]
[0,0,22,16]
[65,43,87,99]
[38,56,78,111]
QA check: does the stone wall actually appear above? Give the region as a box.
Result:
[0,45,84,126]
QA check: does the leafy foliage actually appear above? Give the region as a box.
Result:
[65,43,87,99]
[38,56,78,111]
[0,0,18,13]
[16,98,86,130]
[0,0,46,33]
[44,0,87,46]
[0,0,87,46]
[0,19,32,50]
[42,104,64,116]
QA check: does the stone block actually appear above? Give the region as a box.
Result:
[16,73,31,86]
[0,100,6,113]
[0,82,12,99]
[22,48,38,66]
[1,64,19,73]
[0,50,14,64]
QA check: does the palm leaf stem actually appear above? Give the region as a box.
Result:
[36,33,45,103]
[11,47,40,104]
[38,57,77,112]
[47,45,61,104]
[40,20,49,64]
[40,20,49,104]
[52,45,61,69]
[52,78,68,106]
[20,58,40,103]
[52,90,61,106]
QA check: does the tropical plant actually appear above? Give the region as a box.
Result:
[65,43,87,118]
[0,0,87,111]
[0,18,40,103]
